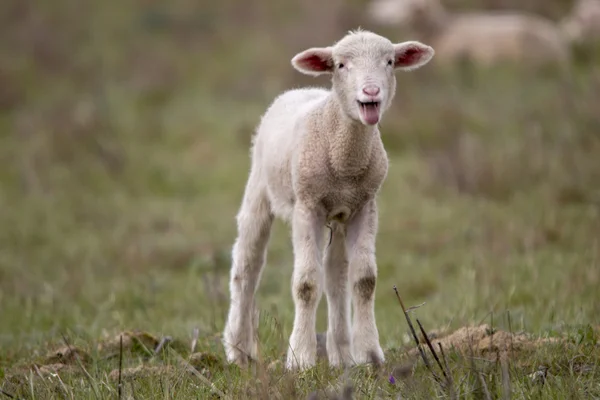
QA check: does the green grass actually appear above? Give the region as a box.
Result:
[1,0,600,398]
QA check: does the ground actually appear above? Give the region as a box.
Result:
[1,0,599,398]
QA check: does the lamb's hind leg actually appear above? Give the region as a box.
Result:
[223,180,273,367]
[347,200,384,364]
[324,222,353,367]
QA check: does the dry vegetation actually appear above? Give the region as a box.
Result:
[1,0,599,398]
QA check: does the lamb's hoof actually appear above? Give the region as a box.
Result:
[222,331,256,368]
[286,349,317,371]
[353,346,385,366]
[325,332,353,367]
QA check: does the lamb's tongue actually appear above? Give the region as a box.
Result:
[360,104,380,125]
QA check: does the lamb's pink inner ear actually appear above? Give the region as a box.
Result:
[293,48,333,74]
[394,42,434,69]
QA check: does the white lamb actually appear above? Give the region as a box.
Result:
[367,0,570,69]
[222,29,434,370]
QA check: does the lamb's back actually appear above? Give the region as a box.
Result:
[252,87,330,221]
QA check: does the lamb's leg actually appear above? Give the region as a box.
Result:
[347,200,384,364]
[287,204,325,370]
[223,183,273,367]
[323,222,353,367]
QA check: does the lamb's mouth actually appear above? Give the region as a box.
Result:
[357,101,381,125]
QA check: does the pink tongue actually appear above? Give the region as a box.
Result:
[360,104,380,125]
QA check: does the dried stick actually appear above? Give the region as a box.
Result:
[416,319,449,382]
[117,334,123,400]
[393,286,442,385]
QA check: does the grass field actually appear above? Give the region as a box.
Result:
[1,0,599,398]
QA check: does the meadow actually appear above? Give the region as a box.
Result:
[1,0,599,398]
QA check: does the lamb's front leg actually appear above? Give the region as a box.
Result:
[347,200,385,364]
[324,222,352,367]
[287,204,325,370]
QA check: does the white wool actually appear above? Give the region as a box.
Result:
[222,30,434,370]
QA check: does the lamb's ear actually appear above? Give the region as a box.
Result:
[393,41,435,71]
[291,47,334,76]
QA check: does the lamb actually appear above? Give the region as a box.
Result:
[367,0,570,69]
[560,0,600,45]
[222,30,434,370]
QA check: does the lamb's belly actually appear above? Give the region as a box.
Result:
[267,183,295,223]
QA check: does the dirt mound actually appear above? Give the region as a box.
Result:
[408,324,561,359]
[97,330,161,355]
[42,345,91,365]
[108,365,176,381]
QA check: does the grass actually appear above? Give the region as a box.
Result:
[1,0,600,398]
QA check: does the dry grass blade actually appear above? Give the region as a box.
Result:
[0,389,16,399]
[392,286,443,385]
[438,343,456,398]
[190,327,200,353]
[478,373,492,400]
[32,365,53,395]
[154,336,172,355]
[118,334,123,400]
[500,355,511,400]
[406,302,426,312]
[61,333,100,400]
[169,349,229,399]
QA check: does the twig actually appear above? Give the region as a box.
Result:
[61,333,99,400]
[117,334,123,400]
[416,319,449,382]
[489,312,494,355]
[392,286,442,385]
[507,310,514,354]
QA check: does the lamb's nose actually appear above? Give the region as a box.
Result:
[362,85,380,96]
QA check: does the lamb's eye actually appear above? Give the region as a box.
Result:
[387,60,393,66]
[338,63,345,69]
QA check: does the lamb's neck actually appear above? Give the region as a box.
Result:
[322,95,377,177]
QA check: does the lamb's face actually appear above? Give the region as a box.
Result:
[291,30,435,126]
[330,34,397,126]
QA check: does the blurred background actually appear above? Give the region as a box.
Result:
[1,0,599,361]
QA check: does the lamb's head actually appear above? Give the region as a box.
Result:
[291,30,434,126]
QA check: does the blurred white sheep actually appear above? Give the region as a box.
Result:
[367,0,571,69]
[560,0,600,45]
